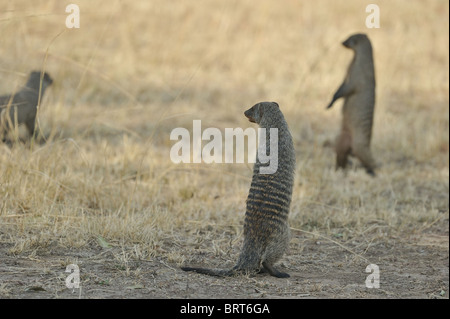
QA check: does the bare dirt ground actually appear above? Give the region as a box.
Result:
[1,221,447,299]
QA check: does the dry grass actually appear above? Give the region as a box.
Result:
[0,0,448,298]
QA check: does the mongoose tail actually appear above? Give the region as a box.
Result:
[180,267,235,277]
[181,262,290,278]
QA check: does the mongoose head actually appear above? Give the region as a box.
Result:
[342,33,370,50]
[244,101,279,124]
[26,71,53,91]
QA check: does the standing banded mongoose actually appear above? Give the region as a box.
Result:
[326,33,377,176]
[182,102,296,278]
[0,71,53,142]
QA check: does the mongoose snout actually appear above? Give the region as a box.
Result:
[342,33,368,49]
[244,109,256,123]
[41,72,53,86]
[244,101,279,123]
[342,38,352,48]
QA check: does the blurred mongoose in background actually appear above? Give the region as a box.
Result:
[182,101,296,278]
[326,33,377,176]
[0,71,53,142]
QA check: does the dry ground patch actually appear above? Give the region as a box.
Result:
[0,0,448,299]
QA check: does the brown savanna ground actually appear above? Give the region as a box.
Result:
[0,0,448,299]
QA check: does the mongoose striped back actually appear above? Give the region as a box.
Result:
[236,102,295,276]
[327,33,377,176]
[182,102,296,278]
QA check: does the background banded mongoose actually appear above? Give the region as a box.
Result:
[0,71,53,142]
[182,101,296,278]
[326,33,377,176]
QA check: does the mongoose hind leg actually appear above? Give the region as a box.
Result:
[352,142,376,177]
[25,118,36,138]
[262,261,290,278]
[335,129,352,170]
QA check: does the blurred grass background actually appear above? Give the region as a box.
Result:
[0,0,448,262]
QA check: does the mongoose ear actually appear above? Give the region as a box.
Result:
[272,102,279,108]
